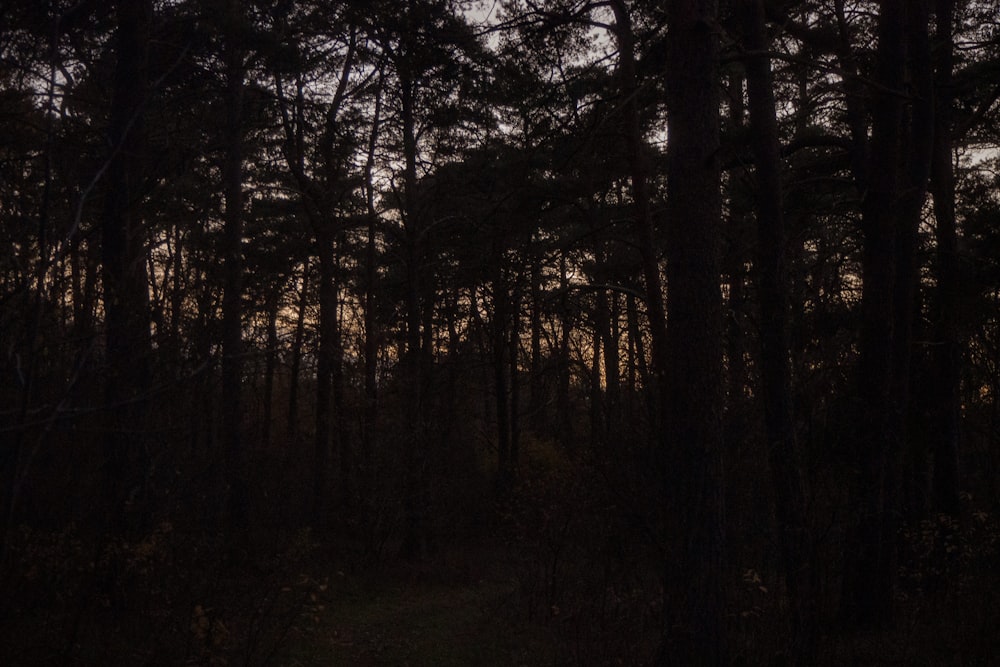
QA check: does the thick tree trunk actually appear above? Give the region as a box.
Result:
[221,2,249,543]
[662,0,726,662]
[930,0,961,517]
[101,0,153,537]
[723,68,751,459]
[842,0,933,631]
[890,0,934,527]
[2,47,59,566]
[843,3,903,623]
[741,0,815,658]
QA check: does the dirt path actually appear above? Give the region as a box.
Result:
[278,550,555,666]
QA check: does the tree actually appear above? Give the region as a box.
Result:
[271,1,361,523]
[739,0,815,657]
[662,0,726,662]
[608,0,668,432]
[367,0,491,557]
[841,0,934,630]
[219,0,250,544]
[101,0,154,537]
[929,0,961,518]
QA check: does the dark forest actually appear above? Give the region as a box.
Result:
[3,0,1000,664]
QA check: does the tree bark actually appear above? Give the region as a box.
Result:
[841,0,933,630]
[662,0,726,662]
[398,44,431,559]
[529,256,546,431]
[723,67,750,458]
[313,237,336,524]
[556,253,573,452]
[262,290,279,449]
[930,0,961,517]
[362,67,384,540]
[221,0,249,544]
[509,277,522,478]
[287,263,310,439]
[492,267,513,493]
[741,0,815,658]
[602,290,621,440]
[625,293,649,417]
[101,0,153,537]
[589,318,603,450]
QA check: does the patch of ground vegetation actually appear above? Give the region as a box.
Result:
[2,444,999,666]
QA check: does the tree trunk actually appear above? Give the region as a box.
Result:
[529,256,545,431]
[362,68,384,542]
[556,253,573,452]
[169,224,184,354]
[841,0,935,631]
[221,0,249,544]
[332,240,352,512]
[1,38,60,569]
[262,291,279,449]
[723,67,750,455]
[101,0,153,538]
[889,0,934,528]
[492,270,513,493]
[662,0,726,662]
[843,14,902,628]
[625,293,650,419]
[602,291,620,440]
[589,320,603,451]
[930,0,961,517]
[314,237,336,525]
[287,263,310,439]
[398,55,431,559]
[509,277,522,479]
[741,0,815,657]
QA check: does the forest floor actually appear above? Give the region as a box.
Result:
[2,517,999,666]
[268,527,1000,667]
[265,545,1000,667]
[3,436,999,666]
[276,547,558,666]
[268,524,665,666]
